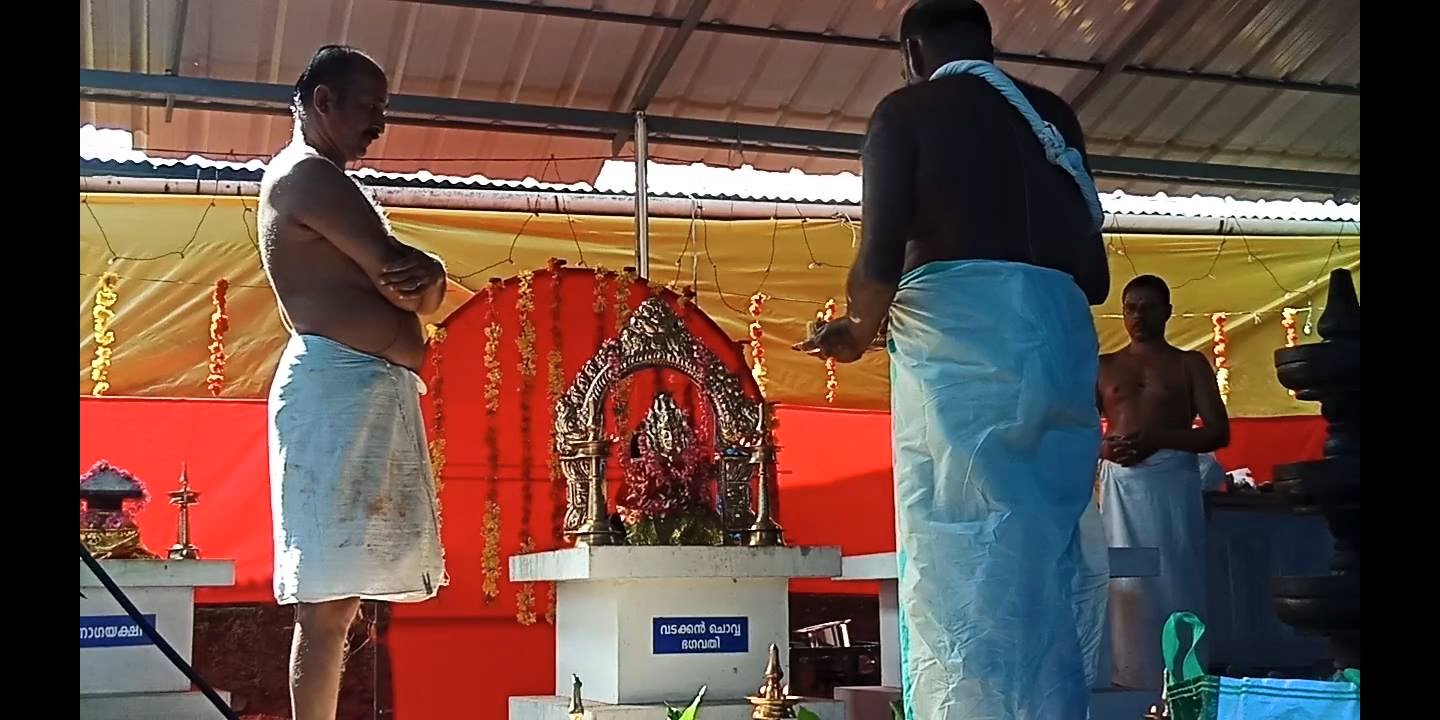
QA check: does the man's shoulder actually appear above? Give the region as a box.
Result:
[265,149,336,183]
[873,84,925,118]
[1178,347,1212,367]
[262,150,349,208]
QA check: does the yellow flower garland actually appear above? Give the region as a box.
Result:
[1211,313,1231,404]
[748,293,770,397]
[821,298,838,404]
[206,279,230,397]
[89,272,120,396]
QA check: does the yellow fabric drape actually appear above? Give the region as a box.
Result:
[79,193,1358,417]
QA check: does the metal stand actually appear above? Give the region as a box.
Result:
[567,437,621,547]
[744,403,785,547]
[633,111,651,280]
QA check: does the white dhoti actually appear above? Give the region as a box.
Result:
[1075,496,1111,691]
[268,333,447,605]
[889,259,1100,720]
[1100,450,1206,689]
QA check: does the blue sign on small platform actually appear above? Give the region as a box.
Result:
[652,616,749,655]
[80,614,156,649]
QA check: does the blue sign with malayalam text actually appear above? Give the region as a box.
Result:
[80,614,155,649]
[652,616,749,655]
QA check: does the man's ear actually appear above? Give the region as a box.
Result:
[312,84,336,117]
[904,38,926,82]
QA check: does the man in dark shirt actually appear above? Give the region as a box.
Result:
[799,2,1109,718]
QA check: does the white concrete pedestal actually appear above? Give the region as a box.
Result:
[509,546,844,716]
[833,549,1161,720]
[511,695,845,720]
[79,559,235,720]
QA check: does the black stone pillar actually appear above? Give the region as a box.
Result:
[1270,268,1361,671]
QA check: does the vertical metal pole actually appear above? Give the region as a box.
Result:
[633,111,651,279]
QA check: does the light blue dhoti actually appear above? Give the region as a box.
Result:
[268,333,447,605]
[1100,450,1206,689]
[890,260,1101,720]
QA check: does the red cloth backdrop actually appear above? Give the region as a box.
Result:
[77,267,1328,718]
[78,398,1323,718]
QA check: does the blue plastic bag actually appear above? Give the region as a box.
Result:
[1162,612,1359,720]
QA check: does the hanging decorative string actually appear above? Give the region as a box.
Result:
[1211,313,1231,405]
[748,293,770,396]
[515,270,539,626]
[206,279,230,397]
[481,278,505,603]
[89,272,120,396]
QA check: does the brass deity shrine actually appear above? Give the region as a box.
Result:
[553,297,782,547]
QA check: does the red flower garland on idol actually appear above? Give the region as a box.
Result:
[820,298,839,404]
[748,292,770,396]
[1210,312,1230,405]
[206,278,230,397]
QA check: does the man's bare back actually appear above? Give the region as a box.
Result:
[260,145,427,372]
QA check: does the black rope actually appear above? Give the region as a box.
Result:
[79,541,239,720]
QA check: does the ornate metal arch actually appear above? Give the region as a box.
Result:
[554,297,764,543]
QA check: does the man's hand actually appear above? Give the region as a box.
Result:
[379,250,445,302]
[794,317,866,364]
[1105,432,1157,467]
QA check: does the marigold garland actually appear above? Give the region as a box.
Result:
[593,266,610,351]
[481,500,502,601]
[1211,313,1230,405]
[544,259,567,624]
[820,298,839,404]
[205,278,230,397]
[514,270,540,622]
[516,270,538,378]
[90,272,120,396]
[613,268,636,445]
[481,279,505,602]
[1281,308,1299,398]
[1281,308,1299,348]
[515,536,538,625]
[748,292,770,396]
[615,267,636,328]
[425,324,449,492]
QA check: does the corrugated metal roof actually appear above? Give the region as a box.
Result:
[80,0,1359,198]
[79,152,1361,223]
